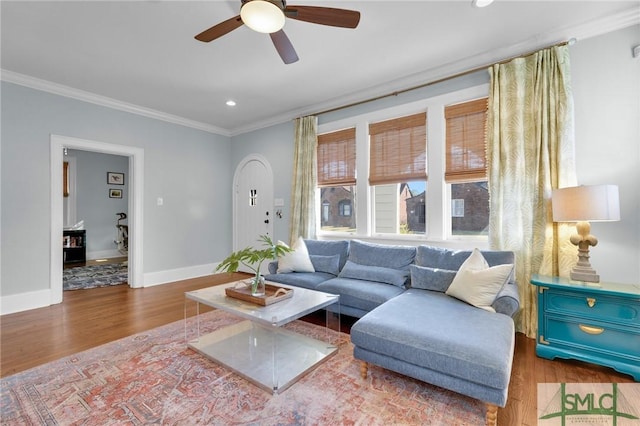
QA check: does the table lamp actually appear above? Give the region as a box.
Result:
[551,184,620,283]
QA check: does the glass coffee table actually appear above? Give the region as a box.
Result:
[185,281,340,394]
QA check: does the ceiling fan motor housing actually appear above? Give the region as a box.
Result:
[241,0,286,11]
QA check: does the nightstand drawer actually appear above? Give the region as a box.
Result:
[544,290,640,327]
[544,317,640,361]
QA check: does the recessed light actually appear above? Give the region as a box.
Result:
[226,100,237,107]
[472,0,494,7]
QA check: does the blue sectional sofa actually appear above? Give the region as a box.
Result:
[265,239,519,426]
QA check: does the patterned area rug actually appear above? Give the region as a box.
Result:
[0,310,485,425]
[63,262,128,291]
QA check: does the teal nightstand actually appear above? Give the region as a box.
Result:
[531,274,640,381]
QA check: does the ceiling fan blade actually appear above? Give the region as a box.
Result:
[195,15,243,42]
[270,30,299,64]
[284,5,360,29]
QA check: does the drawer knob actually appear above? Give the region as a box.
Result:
[586,297,596,308]
[579,324,604,335]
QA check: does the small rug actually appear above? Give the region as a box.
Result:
[63,262,128,291]
[0,310,485,425]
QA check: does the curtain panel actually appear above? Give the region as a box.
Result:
[487,45,577,338]
[289,116,318,244]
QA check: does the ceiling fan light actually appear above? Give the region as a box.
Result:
[472,0,494,7]
[241,1,285,34]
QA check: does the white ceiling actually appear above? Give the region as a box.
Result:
[2,1,638,136]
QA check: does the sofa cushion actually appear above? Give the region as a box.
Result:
[339,260,409,287]
[415,245,472,270]
[351,289,515,391]
[317,277,405,312]
[348,240,416,270]
[409,264,457,292]
[277,237,315,273]
[309,254,340,276]
[304,239,350,270]
[445,249,513,312]
[417,245,516,282]
[264,272,335,290]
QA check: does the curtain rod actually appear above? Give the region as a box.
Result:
[312,38,575,117]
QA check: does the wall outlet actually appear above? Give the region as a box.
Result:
[157,197,163,206]
[274,198,285,207]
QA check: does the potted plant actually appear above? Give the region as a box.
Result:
[215,235,292,296]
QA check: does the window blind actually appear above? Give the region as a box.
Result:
[445,98,488,183]
[368,112,427,185]
[317,127,356,187]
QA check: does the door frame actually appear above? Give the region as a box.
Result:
[232,154,274,252]
[50,135,144,305]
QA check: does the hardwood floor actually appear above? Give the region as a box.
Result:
[1,274,635,425]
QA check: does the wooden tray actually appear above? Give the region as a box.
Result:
[225,282,294,306]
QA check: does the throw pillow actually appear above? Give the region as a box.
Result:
[445,249,513,312]
[276,237,315,273]
[410,264,457,292]
[338,260,409,287]
[309,254,341,276]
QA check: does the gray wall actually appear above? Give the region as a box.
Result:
[2,24,638,312]
[570,25,640,284]
[66,149,129,257]
[1,82,232,299]
[231,25,640,285]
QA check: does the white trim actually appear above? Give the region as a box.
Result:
[2,70,230,137]
[0,289,52,316]
[143,263,218,287]
[87,249,124,260]
[3,9,637,139]
[51,135,145,307]
[229,7,640,137]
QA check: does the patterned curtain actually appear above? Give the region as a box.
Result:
[289,116,318,244]
[487,45,577,338]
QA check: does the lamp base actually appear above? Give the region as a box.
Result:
[570,266,600,283]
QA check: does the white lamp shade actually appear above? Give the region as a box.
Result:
[240,0,285,34]
[552,185,620,222]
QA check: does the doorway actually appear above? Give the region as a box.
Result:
[233,154,274,274]
[50,135,144,305]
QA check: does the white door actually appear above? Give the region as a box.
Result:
[233,155,274,274]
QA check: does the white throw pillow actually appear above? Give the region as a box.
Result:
[276,237,315,273]
[445,249,513,312]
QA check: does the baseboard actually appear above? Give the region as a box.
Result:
[0,263,219,315]
[87,249,124,260]
[0,289,53,315]
[143,263,218,287]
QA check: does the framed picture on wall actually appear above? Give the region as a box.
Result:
[107,172,125,185]
[109,189,123,199]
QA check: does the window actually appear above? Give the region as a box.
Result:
[317,128,356,233]
[317,83,489,241]
[339,200,352,217]
[369,113,427,235]
[445,98,489,236]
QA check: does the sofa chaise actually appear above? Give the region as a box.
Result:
[265,239,519,426]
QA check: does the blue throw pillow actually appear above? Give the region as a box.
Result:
[410,264,457,292]
[309,254,340,276]
[338,260,409,287]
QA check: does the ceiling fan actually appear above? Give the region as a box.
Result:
[195,0,361,64]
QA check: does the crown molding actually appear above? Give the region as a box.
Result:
[230,6,640,136]
[0,69,231,137]
[3,7,638,138]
